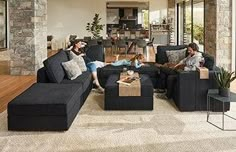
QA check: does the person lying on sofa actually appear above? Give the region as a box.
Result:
[111,54,145,68]
[71,39,105,93]
[155,42,202,95]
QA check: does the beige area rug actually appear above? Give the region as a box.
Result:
[0,92,236,152]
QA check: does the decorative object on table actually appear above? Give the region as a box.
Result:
[127,70,134,76]
[123,67,128,73]
[214,67,236,97]
[117,76,136,86]
[86,13,105,39]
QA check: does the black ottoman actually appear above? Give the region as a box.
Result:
[8,83,83,131]
[97,63,160,88]
[105,74,153,110]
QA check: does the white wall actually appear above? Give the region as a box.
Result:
[47,0,168,40]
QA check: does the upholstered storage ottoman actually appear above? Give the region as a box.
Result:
[8,83,83,131]
[105,74,153,110]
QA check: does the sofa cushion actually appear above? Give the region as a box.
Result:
[62,59,82,80]
[202,53,214,70]
[43,51,69,83]
[61,71,92,91]
[69,51,87,72]
[105,74,153,97]
[97,63,160,88]
[8,83,83,116]
[86,45,104,62]
[156,45,187,64]
[166,48,187,64]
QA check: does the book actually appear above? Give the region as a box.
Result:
[117,76,140,86]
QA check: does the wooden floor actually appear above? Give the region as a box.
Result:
[0,61,10,75]
[0,75,36,113]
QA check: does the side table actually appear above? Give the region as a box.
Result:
[207,89,236,131]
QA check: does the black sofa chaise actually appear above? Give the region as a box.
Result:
[8,45,104,131]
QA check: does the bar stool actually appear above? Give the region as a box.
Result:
[116,39,128,55]
[102,39,113,55]
[136,39,147,58]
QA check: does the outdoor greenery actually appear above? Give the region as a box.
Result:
[185,11,204,45]
[142,10,149,29]
[193,24,204,44]
[86,13,105,39]
[214,67,236,89]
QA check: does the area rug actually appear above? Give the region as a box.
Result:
[0,92,236,152]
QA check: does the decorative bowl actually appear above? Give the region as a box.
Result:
[127,70,134,76]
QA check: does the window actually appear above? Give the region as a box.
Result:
[0,0,7,48]
[193,0,204,52]
[177,0,204,52]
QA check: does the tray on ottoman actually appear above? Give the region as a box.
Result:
[104,74,153,110]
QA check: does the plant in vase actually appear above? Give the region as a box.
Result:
[86,13,105,39]
[214,67,236,97]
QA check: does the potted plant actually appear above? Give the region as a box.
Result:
[214,67,236,97]
[86,13,105,39]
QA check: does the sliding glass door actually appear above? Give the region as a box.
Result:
[177,0,192,45]
[184,0,192,45]
[177,2,184,45]
[177,0,204,51]
[193,0,204,52]
[0,0,7,48]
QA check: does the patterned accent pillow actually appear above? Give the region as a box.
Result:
[69,51,87,72]
[62,59,82,80]
[166,48,187,64]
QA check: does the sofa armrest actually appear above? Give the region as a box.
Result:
[175,71,197,111]
[195,70,219,110]
[37,67,49,83]
[174,70,224,111]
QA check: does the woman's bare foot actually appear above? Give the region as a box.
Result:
[97,86,104,94]
[115,54,120,61]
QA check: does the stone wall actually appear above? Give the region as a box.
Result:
[168,0,176,45]
[9,0,47,75]
[205,0,232,70]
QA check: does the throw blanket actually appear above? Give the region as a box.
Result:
[119,72,141,96]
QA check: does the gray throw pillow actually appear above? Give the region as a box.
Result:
[166,48,187,64]
[62,59,82,80]
[69,51,87,72]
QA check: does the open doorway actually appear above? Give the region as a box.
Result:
[106,1,149,39]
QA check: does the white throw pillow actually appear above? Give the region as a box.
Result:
[69,51,87,72]
[166,48,187,64]
[62,59,82,80]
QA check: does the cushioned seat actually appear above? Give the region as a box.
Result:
[61,71,92,90]
[98,63,160,88]
[105,74,153,97]
[105,74,153,110]
[8,83,83,131]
